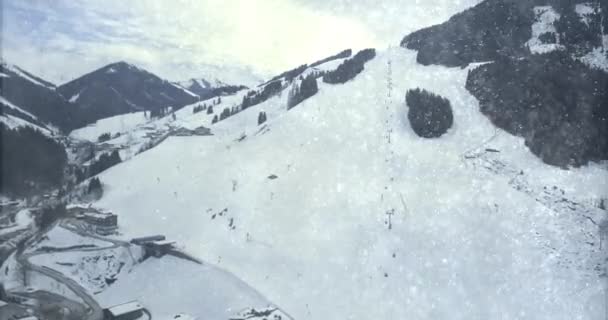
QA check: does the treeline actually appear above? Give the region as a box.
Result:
[242,81,283,110]
[287,74,318,109]
[466,52,608,167]
[193,104,207,114]
[266,65,308,84]
[323,49,376,84]
[310,49,352,67]
[201,85,248,100]
[75,150,122,183]
[89,150,122,177]
[0,123,67,196]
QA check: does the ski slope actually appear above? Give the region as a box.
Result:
[94,47,607,320]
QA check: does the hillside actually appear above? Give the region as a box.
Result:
[0,63,85,132]
[401,0,608,167]
[58,62,199,125]
[92,47,607,320]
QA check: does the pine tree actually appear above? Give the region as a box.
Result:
[87,177,102,195]
[258,111,267,125]
[220,108,231,120]
[212,115,218,124]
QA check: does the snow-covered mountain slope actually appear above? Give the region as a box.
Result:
[58,62,199,127]
[0,62,83,132]
[93,47,608,320]
[403,0,608,168]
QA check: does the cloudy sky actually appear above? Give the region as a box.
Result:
[2,0,480,85]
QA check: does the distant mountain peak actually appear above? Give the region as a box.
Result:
[58,62,198,127]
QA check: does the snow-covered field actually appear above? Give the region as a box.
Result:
[92,48,607,319]
[97,256,284,320]
[70,112,149,141]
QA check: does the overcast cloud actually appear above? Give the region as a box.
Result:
[1,0,480,84]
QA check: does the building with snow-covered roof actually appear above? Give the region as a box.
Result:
[79,211,118,235]
[103,300,144,320]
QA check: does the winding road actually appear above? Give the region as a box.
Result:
[14,219,136,320]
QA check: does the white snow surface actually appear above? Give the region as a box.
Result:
[29,225,112,251]
[97,256,278,320]
[527,6,565,54]
[575,3,598,26]
[69,90,82,103]
[580,46,608,72]
[94,48,607,320]
[70,112,149,141]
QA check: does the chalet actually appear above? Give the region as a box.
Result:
[103,301,144,320]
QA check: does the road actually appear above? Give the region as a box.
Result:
[14,220,135,320]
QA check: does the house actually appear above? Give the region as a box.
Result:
[103,301,144,320]
[80,211,118,235]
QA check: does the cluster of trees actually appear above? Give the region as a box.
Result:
[267,64,308,83]
[34,203,68,229]
[0,123,67,196]
[97,132,111,142]
[241,81,283,110]
[89,150,122,177]
[193,104,207,114]
[322,49,376,84]
[204,85,248,100]
[258,111,267,125]
[466,52,608,167]
[406,88,454,138]
[211,105,241,124]
[220,107,231,121]
[87,177,103,196]
[287,74,319,109]
[310,49,352,67]
[149,106,173,118]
